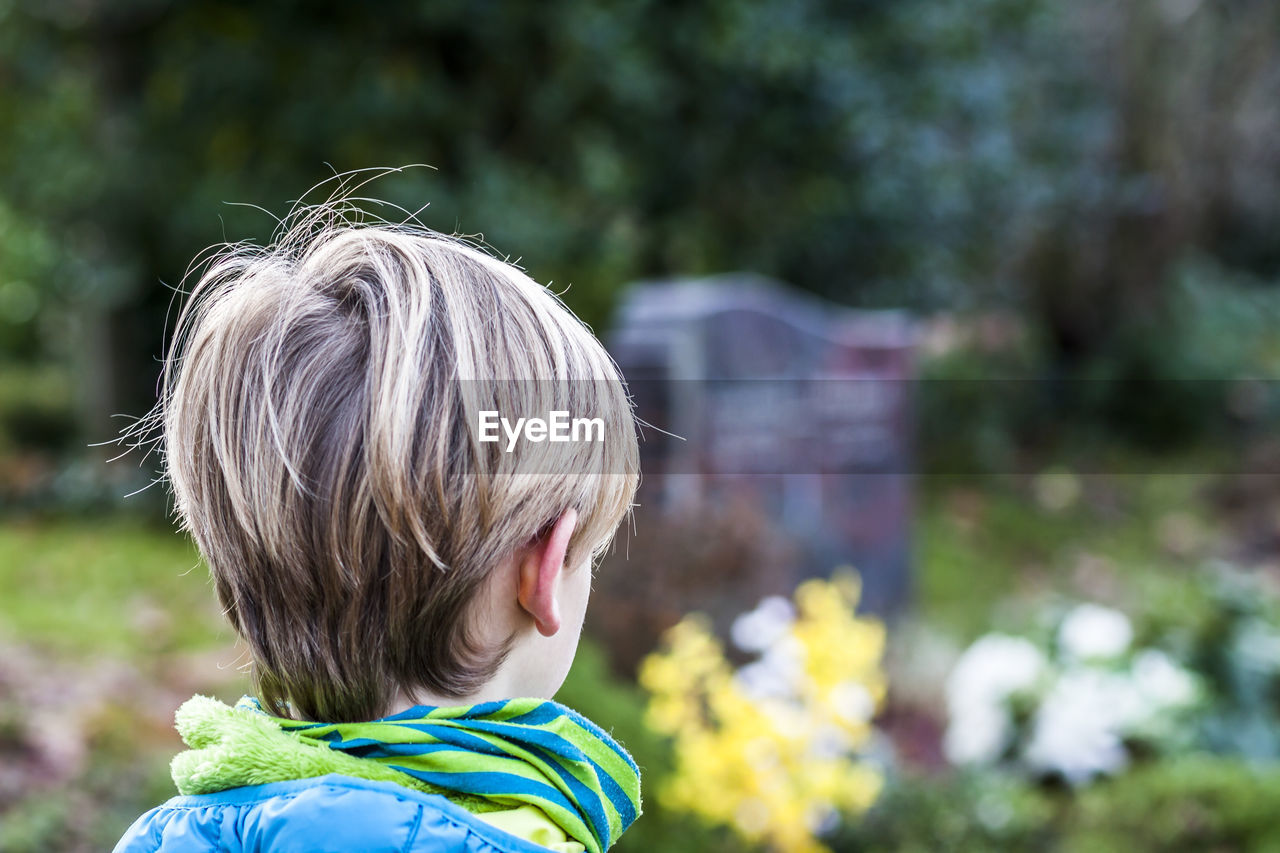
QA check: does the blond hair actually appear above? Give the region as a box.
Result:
[154,204,638,722]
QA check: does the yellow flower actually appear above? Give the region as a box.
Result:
[640,572,888,853]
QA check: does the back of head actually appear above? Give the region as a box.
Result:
[157,204,638,722]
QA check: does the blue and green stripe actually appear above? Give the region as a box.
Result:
[246,696,641,853]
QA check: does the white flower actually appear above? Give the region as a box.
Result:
[943,634,1046,767]
[944,701,1013,765]
[735,636,805,701]
[1058,604,1133,662]
[1131,650,1199,710]
[809,723,855,760]
[736,660,792,701]
[1022,667,1135,784]
[829,681,876,725]
[806,803,841,836]
[731,595,796,653]
[946,634,1047,713]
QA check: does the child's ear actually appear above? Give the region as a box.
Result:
[517,508,578,637]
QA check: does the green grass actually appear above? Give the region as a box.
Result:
[0,516,236,851]
[915,472,1213,641]
[0,517,229,656]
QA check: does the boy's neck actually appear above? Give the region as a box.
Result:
[385,675,525,716]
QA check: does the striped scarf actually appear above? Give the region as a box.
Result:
[170,694,641,853]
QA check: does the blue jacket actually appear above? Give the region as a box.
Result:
[114,774,553,853]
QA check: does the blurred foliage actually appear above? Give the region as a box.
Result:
[832,770,1056,852]
[3,0,1280,483]
[834,758,1280,852]
[916,472,1212,640]
[1138,568,1280,761]
[917,257,1280,475]
[1066,756,1280,852]
[0,517,223,656]
[0,519,240,852]
[0,364,75,453]
[0,706,178,853]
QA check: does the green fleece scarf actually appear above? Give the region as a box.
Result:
[171,695,640,853]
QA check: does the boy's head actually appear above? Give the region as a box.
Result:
[158,207,639,722]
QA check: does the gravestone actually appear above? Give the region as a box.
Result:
[609,274,916,617]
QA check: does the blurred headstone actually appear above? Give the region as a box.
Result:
[609,274,916,616]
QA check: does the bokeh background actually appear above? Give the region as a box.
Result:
[4,0,1280,850]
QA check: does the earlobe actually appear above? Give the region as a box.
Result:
[517,508,578,637]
